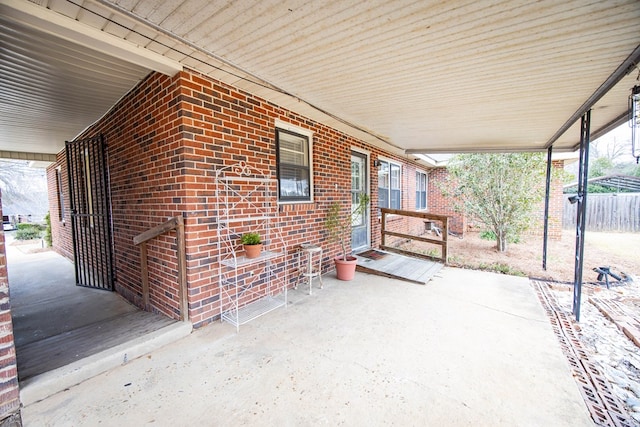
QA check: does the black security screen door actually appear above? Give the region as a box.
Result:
[65,134,114,291]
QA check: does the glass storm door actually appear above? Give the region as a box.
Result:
[351,151,369,251]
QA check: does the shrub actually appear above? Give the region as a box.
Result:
[477,262,526,277]
[16,227,42,240]
[44,212,52,247]
[15,223,45,240]
[479,230,496,241]
[480,230,520,244]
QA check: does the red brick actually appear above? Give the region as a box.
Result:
[0,190,21,420]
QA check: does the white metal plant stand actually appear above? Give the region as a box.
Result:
[215,161,288,331]
[295,243,323,295]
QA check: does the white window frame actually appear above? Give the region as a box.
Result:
[275,119,314,204]
[416,170,428,210]
[377,158,401,211]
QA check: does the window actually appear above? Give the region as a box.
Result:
[378,160,401,210]
[416,171,427,210]
[276,127,312,202]
[55,167,65,221]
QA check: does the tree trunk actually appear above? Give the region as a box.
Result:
[496,232,508,252]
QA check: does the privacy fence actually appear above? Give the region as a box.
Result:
[563,193,640,232]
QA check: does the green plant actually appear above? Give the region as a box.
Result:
[444,152,549,252]
[15,223,44,240]
[17,223,44,231]
[325,193,370,261]
[412,247,440,258]
[448,254,463,264]
[240,232,261,245]
[480,230,520,244]
[477,262,526,277]
[44,212,52,247]
[479,230,496,241]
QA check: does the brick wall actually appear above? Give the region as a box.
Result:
[48,68,568,330]
[47,69,437,328]
[46,159,73,260]
[538,160,565,240]
[427,168,466,235]
[177,71,430,325]
[0,191,22,425]
[48,73,188,319]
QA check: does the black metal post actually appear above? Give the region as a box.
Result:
[542,146,553,270]
[572,110,591,322]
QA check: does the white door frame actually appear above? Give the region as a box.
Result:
[350,149,370,251]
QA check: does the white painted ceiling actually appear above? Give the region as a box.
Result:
[1,0,639,158]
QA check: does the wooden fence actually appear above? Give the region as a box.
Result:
[562,193,640,232]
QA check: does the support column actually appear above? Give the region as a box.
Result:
[542,146,553,270]
[572,110,591,322]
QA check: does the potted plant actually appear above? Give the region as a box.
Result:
[241,232,263,259]
[325,193,370,280]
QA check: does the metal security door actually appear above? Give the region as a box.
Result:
[351,151,370,251]
[66,134,114,290]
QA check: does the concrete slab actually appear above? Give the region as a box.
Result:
[22,267,593,426]
[5,235,192,405]
[8,248,137,349]
[19,320,192,407]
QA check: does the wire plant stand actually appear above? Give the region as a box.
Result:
[215,161,288,331]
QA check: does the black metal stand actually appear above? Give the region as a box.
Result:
[593,266,622,289]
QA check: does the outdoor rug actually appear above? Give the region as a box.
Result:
[357,249,388,260]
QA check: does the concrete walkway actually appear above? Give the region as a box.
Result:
[22,267,592,426]
[5,235,191,405]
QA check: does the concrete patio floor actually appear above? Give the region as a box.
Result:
[5,236,191,405]
[22,267,593,426]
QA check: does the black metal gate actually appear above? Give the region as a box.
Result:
[66,134,114,291]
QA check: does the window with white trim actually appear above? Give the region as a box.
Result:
[378,160,401,210]
[276,127,313,202]
[416,171,427,210]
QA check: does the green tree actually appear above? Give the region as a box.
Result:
[446,153,547,253]
[589,157,614,178]
[619,162,640,177]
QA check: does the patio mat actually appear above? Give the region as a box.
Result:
[357,249,388,260]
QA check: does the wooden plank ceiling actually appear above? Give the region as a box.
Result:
[1,0,639,157]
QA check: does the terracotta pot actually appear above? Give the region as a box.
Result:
[244,243,263,259]
[334,256,358,281]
